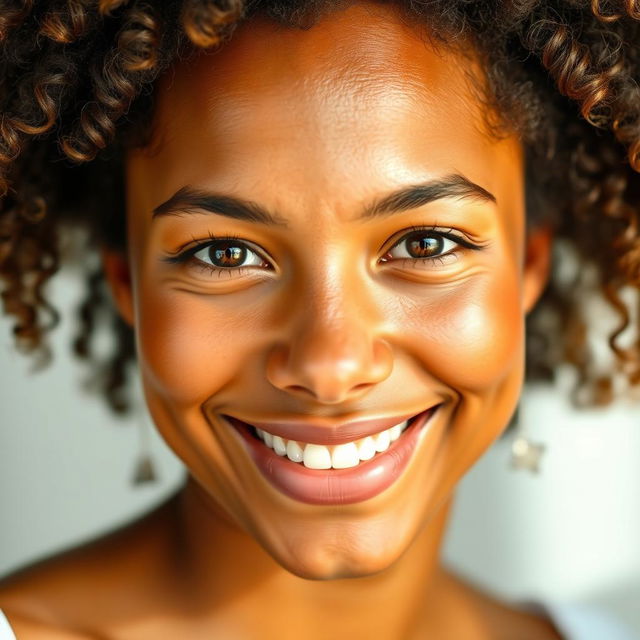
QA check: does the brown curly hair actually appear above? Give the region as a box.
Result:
[1,0,640,425]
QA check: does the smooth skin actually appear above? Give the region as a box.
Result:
[0,3,561,639]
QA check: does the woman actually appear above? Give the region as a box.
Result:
[0,0,638,638]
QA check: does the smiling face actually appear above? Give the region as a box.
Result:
[105,3,551,580]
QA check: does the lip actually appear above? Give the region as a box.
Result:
[224,405,440,505]
[221,410,426,445]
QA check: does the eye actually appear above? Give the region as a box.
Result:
[380,227,480,268]
[163,235,272,278]
[193,240,265,270]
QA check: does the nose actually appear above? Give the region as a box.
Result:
[265,284,394,405]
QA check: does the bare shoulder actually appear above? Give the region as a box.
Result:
[0,494,179,638]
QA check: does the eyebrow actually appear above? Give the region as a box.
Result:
[151,174,496,226]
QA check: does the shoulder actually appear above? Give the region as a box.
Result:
[423,568,564,640]
[0,495,179,638]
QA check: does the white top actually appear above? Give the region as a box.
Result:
[0,603,636,639]
[0,610,15,640]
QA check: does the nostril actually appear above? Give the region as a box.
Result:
[287,384,311,395]
[265,337,393,403]
[281,381,377,405]
[351,382,374,393]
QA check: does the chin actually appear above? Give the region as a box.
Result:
[276,553,400,581]
[264,529,406,581]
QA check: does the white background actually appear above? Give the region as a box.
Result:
[1,267,639,634]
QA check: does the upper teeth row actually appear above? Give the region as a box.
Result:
[255,420,410,469]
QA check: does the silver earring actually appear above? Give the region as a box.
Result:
[509,397,547,474]
[131,404,159,486]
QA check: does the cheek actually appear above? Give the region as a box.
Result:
[133,258,523,405]
[135,284,260,406]
[401,270,523,392]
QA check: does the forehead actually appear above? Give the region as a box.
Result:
[130,2,521,224]
[157,5,464,115]
[150,4,489,143]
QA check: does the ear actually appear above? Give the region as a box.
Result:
[101,248,135,327]
[522,224,553,315]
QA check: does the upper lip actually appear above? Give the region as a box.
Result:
[222,405,439,445]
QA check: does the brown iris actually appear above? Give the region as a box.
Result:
[405,233,443,258]
[209,242,247,268]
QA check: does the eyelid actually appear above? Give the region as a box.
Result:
[166,233,240,257]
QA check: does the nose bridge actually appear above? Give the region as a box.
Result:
[306,278,369,361]
[267,259,393,404]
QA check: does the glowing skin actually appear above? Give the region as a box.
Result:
[0,3,559,639]
[122,8,542,575]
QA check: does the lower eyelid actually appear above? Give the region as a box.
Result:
[393,251,459,268]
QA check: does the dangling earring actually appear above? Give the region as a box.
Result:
[131,402,159,486]
[509,394,547,474]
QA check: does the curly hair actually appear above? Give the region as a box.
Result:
[1,0,640,424]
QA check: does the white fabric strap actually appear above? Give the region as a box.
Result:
[0,610,16,640]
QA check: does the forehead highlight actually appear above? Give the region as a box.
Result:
[146,4,495,153]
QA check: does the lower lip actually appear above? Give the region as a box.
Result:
[225,407,439,506]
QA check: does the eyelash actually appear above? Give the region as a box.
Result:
[162,226,483,278]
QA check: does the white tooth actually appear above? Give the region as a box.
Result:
[331,442,360,469]
[357,436,376,461]
[263,431,274,447]
[389,421,408,442]
[388,425,401,442]
[256,428,265,440]
[272,435,287,456]
[286,440,304,463]
[374,429,390,452]
[303,444,332,469]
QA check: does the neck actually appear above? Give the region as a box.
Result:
[170,476,455,639]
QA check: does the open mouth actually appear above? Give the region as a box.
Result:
[246,413,419,469]
[224,406,441,505]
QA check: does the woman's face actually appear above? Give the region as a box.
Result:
[107,3,551,579]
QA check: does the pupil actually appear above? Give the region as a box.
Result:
[407,235,442,258]
[211,243,245,267]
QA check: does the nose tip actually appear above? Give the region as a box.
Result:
[266,337,394,404]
